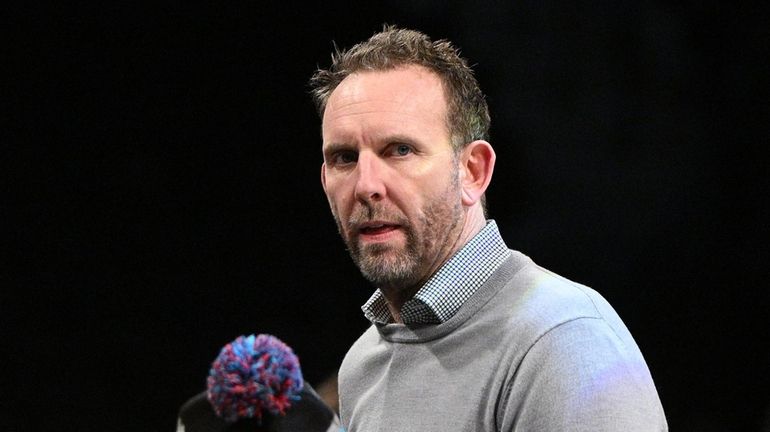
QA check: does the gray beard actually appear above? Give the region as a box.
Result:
[348,215,422,289]
[334,174,463,290]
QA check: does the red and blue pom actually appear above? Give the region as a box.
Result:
[206,334,304,423]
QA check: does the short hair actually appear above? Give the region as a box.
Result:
[309,25,490,152]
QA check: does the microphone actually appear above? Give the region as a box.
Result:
[177,334,340,432]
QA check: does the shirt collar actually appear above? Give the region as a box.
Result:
[361,220,511,325]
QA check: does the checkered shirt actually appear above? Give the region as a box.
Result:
[361,220,512,325]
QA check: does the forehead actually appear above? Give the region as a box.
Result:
[322,65,449,143]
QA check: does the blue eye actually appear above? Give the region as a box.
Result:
[394,144,411,156]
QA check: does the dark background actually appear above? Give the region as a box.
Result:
[4,1,768,431]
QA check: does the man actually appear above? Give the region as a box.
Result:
[310,26,667,431]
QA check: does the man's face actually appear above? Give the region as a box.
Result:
[321,65,466,290]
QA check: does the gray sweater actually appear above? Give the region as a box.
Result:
[339,251,667,431]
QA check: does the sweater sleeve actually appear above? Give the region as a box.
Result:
[498,317,668,431]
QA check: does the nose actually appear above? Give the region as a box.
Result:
[354,152,386,203]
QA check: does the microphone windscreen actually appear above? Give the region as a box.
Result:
[177,334,340,432]
[207,334,303,422]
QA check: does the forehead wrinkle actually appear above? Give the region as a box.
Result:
[329,67,447,113]
[326,89,431,118]
[324,104,424,143]
[322,67,450,148]
[325,104,407,123]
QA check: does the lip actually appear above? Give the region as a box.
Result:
[357,221,402,241]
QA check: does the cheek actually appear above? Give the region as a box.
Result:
[325,187,350,215]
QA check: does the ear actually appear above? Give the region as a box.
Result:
[320,162,328,193]
[459,140,495,207]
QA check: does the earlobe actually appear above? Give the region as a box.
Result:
[460,140,495,207]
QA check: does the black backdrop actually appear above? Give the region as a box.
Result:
[5,2,768,431]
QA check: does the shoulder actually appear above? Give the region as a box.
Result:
[497,315,667,430]
[340,324,379,361]
[494,254,623,333]
[487,253,638,364]
[492,261,665,430]
[492,256,667,430]
[338,325,381,381]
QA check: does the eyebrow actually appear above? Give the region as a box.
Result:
[321,134,422,157]
[322,142,354,157]
[379,134,420,146]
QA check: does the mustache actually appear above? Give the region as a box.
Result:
[346,204,409,229]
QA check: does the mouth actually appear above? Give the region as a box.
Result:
[357,222,401,237]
